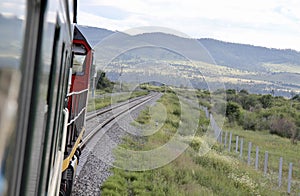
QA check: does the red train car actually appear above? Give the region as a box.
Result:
[60,25,93,196]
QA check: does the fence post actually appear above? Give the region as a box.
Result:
[247,142,252,165]
[240,138,243,158]
[264,151,268,175]
[205,108,209,118]
[220,131,223,144]
[287,163,292,194]
[255,146,259,170]
[278,157,283,187]
[235,136,239,153]
[228,132,232,152]
[224,132,228,148]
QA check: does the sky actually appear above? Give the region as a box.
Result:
[77,0,300,51]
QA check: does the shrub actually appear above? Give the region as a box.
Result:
[291,94,300,101]
[189,137,203,151]
[240,111,258,131]
[259,94,273,108]
[226,102,241,123]
[269,116,296,139]
[172,107,181,116]
[238,94,259,110]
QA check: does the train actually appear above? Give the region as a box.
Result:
[0,0,93,195]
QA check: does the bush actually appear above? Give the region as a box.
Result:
[172,107,181,116]
[189,137,203,151]
[269,116,296,139]
[226,102,241,124]
[259,94,273,108]
[240,111,258,131]
[96,71,114,90]
[291,94,300,101]
[238,94,259,110]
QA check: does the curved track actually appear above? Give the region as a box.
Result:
[80,92,159,148]
[72,91,161,195]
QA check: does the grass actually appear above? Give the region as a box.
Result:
[100,88,286,195]
[222,126,300,193]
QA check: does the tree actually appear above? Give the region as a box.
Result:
[259,94,273,108]
[291,94,300,101]
[238,94,259,110]
[96,70,114,90]
[226,89,236,95]
[226,89,237,102]
[226,102,241,123]
[239,89,249,95]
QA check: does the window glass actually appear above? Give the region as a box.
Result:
[72,43,87,74]
[72,54,86,74]
[0,0,25,194]
[0,1,26,69]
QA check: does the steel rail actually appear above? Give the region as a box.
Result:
[85,94,149,121]
[80,92,159,148]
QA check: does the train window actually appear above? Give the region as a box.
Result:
[72,43,86,74]
[0,0,26,195]
[0,69,20,193]
[73,43,86,55]
[72,54,86,74]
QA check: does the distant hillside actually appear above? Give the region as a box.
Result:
[1,14,299,95]
[199,38,300,71]
[78,25,300,72]
[77,26,114,47]
[77,25,300,96]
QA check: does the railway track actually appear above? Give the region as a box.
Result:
[81,92,159,147]
[85,93,149,121]
[72,91,161,195]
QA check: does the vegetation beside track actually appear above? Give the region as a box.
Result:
[220,89,300,143]
[100,86,291,195]
[87,70,149,112]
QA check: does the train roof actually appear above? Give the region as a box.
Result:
[73,25,92,49]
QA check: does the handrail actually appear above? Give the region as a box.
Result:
[67,107,86,126]
[67,88,88,97]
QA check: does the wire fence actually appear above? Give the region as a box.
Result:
[203,108,300,194]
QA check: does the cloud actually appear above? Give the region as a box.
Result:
[274,5,300,23]
[80,5,129,20]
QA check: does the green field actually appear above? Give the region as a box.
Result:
[100,87,299,195]
[221,127,300,194]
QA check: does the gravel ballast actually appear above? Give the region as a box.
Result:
[72,93,161,195]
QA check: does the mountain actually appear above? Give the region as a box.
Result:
[77,26,114,47]
[78,25,300,70]
[78,25,300,96]
[2,14,298,96]
[199,38,300,72]
[80,26,300,96]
